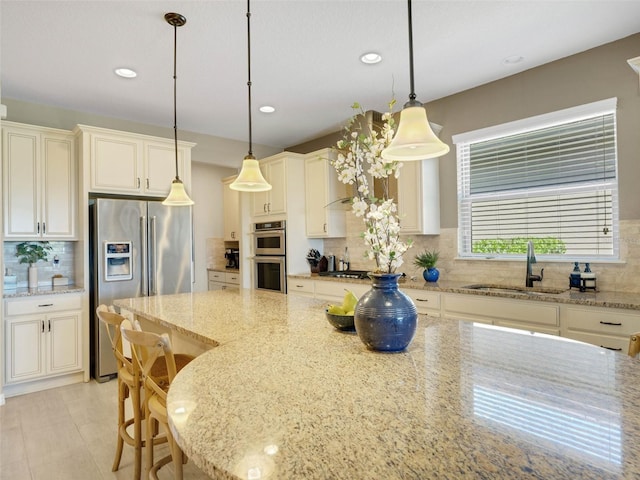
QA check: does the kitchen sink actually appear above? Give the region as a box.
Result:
[462,284,567,296]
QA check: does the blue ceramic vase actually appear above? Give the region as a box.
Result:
[423,267,440,283]
[354,273,418,352]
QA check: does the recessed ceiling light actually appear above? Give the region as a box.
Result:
[502,55,524,65]
[114,67,137,78]
[360,52,382,65]
[259,105,275,113]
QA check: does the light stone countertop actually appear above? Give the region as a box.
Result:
[115,289,640,479]
[3,284,84,298]
[290,272,640,311]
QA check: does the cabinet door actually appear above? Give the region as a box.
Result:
[5,315,46,383]
[223,177,240,241]
[3,127,40,238]
[252,160,284,217]
[304,154,346,238]
[41,133,76,238]
[397,159,440,235]
[47,311,82,375]
[266,158,287,215]
[90,133,143,193]
[144,142,190,196]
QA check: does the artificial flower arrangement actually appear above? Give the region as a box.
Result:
[329,101,412,273]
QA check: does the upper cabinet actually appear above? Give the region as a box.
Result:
[74,125,195,197]
[397,159,440,235]
[252,154,291,218]
[2,122,77,239]
[304,149,346,238]
[222,176,240,241]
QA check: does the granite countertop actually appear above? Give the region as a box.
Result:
[3,284,84,298]
[289,272,640,311]
[115,290,640,479]
[208,267,240,273]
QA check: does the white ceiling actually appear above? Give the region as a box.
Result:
[2,1,640,163]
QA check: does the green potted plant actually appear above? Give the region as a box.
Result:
[16,241,52,288]
[414,250,440,283]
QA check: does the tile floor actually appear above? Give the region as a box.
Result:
[0,380,211,480]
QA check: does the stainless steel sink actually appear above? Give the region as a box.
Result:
[462,284,567,296]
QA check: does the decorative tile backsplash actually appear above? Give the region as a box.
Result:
[3,241,76,287]
[324,216,640,294]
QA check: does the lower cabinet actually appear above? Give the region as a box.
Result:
[4,294,82,385]
[208,270,240,291]
[442,293,560,335]
[562,305,640,353]
[403,288,441,317]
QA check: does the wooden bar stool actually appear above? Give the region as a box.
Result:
[628,332,640,358]
[121,326,194,480]
[96,305,145,480]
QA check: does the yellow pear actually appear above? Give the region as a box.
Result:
[342,290,358,313]
[327,304,346,315]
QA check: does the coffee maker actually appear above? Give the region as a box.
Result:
[225,249,240,269]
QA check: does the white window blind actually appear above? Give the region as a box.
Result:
[455,99,618,259]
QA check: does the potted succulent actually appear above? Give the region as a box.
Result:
[414,250,440,283]
[16,242,52,288]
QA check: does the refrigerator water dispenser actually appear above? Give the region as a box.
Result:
[104,241,133,281]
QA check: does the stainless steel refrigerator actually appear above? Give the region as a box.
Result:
[89,198,193,382]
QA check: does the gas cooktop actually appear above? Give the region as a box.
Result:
[318,270,370,280]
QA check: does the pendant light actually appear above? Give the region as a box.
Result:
[162,12,194,206]
[230,0,272,192]
[381,0,450,161]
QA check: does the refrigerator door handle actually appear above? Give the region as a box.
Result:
[141,215,148,295]
[150,215,157,295]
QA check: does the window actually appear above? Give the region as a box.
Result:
[453,98,618,260]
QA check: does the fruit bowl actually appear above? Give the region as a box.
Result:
[325,309,355,331]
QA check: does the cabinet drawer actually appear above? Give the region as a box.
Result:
[565,330,628,353]
[564,306,640,336]
[208,271,225,282]
[225,272,240,285]
[5,294,82,316]
[288,279,315,295]
[403,289,440,315]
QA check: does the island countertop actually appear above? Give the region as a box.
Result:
[116,290,640,479]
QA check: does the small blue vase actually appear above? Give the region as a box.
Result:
[354,273,418,352]
[423,267,439,283]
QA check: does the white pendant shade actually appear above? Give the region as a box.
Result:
[230,155,272,192]
[381,105,450,161]
[162,178,194,206]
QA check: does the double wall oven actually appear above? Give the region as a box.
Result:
[254,221,287,293]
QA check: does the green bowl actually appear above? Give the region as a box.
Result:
[325,310,355,331]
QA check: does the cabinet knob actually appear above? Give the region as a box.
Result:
[599,321,622,326]
[42,222,46,234]
[137,177,141,188]
[146,178,150,189]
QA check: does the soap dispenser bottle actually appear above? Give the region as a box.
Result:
[570,262,581,289]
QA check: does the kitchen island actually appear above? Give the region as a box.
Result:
[115,289,640,480]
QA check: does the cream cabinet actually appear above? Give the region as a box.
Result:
[2,122,77,239]
[562,305,640,353]
[252,155,288,217]
[223,176,241,241]
[304,149,346,238]
[4,294,83,385]
[397,159,440,235]
[442,293,560,335]
[403,288,441,317]
[208,270,240,291]
[75,125,194,197]
[288,278,315,298]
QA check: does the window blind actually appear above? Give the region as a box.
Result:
[456,101,618,259]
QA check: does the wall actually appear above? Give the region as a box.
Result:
[190,163,236,291]
[296,33,640,294]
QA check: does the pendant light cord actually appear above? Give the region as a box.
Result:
[172,20,180,180]
[246,0,253,157]
[407,0,416,103]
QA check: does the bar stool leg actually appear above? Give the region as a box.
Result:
[112,378,127,472]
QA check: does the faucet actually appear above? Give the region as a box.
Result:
[525,241,544,287]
